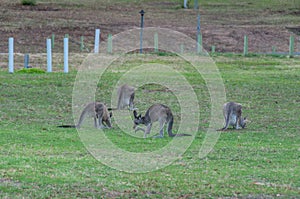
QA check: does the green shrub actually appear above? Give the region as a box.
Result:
[20,0,37,6]
[17,68,45,74]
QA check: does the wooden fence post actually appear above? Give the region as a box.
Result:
[107,34,112,53]
[289,35,294,57]
[211,46,215,53]
[272,46,276,55]
[51,33,55,49]
[24,54,29,68]
[180,44,184,54]
[197,33,202,54]
[194,0,199,10]
[243,35,248,56]
[80,36,84,52]
[154,32,158,53]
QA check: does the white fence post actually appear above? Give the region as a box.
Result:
[47,38,52,72]
[8,37,14,73]
[94,29,100,53]
[64,37,69,73]
[184,0,188,8]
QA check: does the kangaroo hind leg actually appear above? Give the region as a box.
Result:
[153,120,166,138]
[144,123,152,138]
[96,113,106,129]
[93,116,99,128]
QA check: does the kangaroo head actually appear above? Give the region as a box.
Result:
[133,110,144,128]
[105,112,113,128]
[96,104,113,128]
[240,116,248,129]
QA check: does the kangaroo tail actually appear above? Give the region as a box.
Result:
[167,115,174,137]
[169,133,192,137]
[107,107,118,111]
[57,125,76,128]
[167,116,192,137]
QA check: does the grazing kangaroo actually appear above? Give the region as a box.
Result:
[219,102,247,131]
[58,102,112,129]
[108,84,136,111]
[133,104,192,138]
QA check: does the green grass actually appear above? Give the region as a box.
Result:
[0,54,299,198]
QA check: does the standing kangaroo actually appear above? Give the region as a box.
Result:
[108,84,136,111]
[133,104,192,138]
[58,102,112,129]
[219,102,247,131]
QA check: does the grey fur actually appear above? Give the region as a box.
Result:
[133,104,191,138]
[108,84,136,111]
[117,84,135,110]
[58,102,112,129]
[220,102,247,131]
[76,102,112,129]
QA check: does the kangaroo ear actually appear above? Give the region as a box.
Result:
[133,110,138,118]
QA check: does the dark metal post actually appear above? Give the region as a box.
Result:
[24,54,29,68]
[197,14,201,36]
[197,14,202,53]
[139,10,145,54]
[194,0,199,10]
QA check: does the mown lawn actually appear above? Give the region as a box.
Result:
[0,54,299,198]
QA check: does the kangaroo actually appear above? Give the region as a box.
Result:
[58,102,112,129]
[219,102,247,131]
[108,84,136,111]
[133,104,192,138]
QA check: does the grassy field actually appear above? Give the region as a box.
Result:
[0,0,300,198]
[0,53,299,198]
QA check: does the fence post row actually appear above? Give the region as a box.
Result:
[6,30,300,73]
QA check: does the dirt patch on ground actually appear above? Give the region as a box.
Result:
[0,1,299,59]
